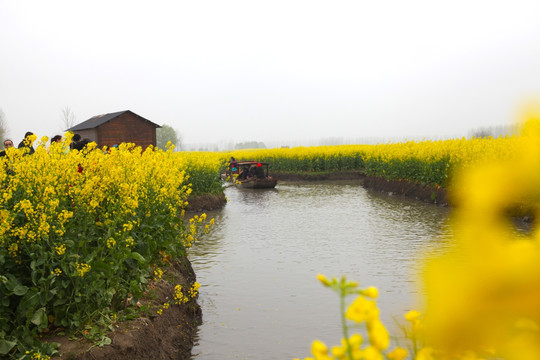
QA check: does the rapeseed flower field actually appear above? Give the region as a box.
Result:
[221,136,517,188]
[0,137,214,358]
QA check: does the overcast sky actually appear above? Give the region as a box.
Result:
[1,0,540,147]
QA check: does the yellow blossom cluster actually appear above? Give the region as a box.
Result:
[173,284,186,305]
[55,244,66,255]
[183,213,215,248]
[297,275,407,360]
[75,262,91,277]
[156,302,170,316]
[172,281,200,306]
[153,267,163,281]
[175,151,225,196]
[27,351,50,360]
[106,237,116,248]
[188,282,200,298]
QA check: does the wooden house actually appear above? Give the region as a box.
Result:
[67,110,161,149]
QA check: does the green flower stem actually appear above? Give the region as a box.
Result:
[340,283,353,360]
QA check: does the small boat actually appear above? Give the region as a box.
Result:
[239,176,278,189]
[230,161,278,189]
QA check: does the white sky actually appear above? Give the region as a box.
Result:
[1,0,540,147]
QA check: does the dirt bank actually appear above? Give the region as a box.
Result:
[186,192,227,212]
[274,171,448,205]
[362,175,448,205]
[272,170,364,182]
[49,258,201,360]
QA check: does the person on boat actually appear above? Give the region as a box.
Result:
[247,165,256,178]
[230,157,238,171]
[255,162,265,178]
[237,164,249,180]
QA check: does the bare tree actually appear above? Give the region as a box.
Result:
[61,106,77,131]
[0,108,8,141]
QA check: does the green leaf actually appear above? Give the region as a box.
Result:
[31,307,47,327]
[130,252,146,264]
[0,339,16,355]
[53,297,67,306]
[92,261,112,274]
[4,276,17,292]
[13,284,28,296]
[18,290,40,315]
[97,336,112,347]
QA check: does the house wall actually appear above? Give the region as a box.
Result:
[73,129,98,144]
[96,112,157,149]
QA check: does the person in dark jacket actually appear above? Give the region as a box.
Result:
[74,138,91,151]
[255,162,265,178]
[18,131,35,154]
[70,133,81,150]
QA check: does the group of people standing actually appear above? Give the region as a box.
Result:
[0,131,37,157]
[0,132,90,157]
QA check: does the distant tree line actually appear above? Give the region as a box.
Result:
[470,125,516,139]
[234,141,266,150]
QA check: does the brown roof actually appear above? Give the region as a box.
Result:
[67,110,161,131]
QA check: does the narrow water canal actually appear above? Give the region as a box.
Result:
[188,181,450,359]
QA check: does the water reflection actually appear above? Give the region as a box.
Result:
[189,182,450,359]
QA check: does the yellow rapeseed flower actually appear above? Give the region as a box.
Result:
[75,262,91,277]
[188,282,200,298]
[154,267,163,280]
[310,340,332,360]
[362,286,378,299]
[362,345,383,360]
[421,113,540,357]
[317,274,331,287]
[125,237,134,247]
[386,347,408,360]
[415,347,435,360]
[345,295,378,323]
[366,318,390,350]
[174,284,184,304]
[55,244,66,255]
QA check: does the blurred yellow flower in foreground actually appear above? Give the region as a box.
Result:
[345,296,378,323]
[422,108,540,359]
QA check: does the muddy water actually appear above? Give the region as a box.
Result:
[188,181,451,359]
